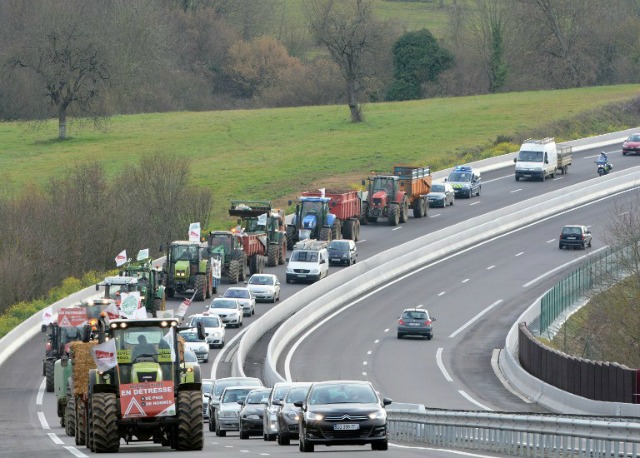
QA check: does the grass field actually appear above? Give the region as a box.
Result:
[1,85,639,229]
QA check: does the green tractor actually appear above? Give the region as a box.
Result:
[228,200,288,267]
[79,318,206,452]
[207,231,248,284]
[161,241,215,301]
[120,258,166,317]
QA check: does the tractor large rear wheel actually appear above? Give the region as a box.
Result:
[319,227,332,243]
[399,199,409,223]
[238,252,248,281]
[65,391,76,437]
[342,219,353,240]
[228,260,240,284]
[413,198,424,218]
[279,237,287,265]
[267,244,278,267]
[388,205,399,226]
[193,275,206,301]
[75,401,85,445]
[331,220,341,240]
[176,391,203,451]
[92,393,120,453]
[286,226,296,250]
[45,360,55,392]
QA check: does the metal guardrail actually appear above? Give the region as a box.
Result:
[388,410,640,457]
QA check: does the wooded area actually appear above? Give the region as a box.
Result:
[1,0,639,129]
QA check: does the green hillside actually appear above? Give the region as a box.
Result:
[1,85,639,229]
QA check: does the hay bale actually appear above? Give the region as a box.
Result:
[177,334,185,363]
[70,341,97,396]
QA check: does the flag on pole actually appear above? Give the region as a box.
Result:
[90,339,118,372]
[319,188,325,197]
[115,250,127,267]
[136,248,149,261]
[42,306,54,326]
[188,222,201,242]
[104,302,119,320]
[162,330,176,362]
[119,292,141,319]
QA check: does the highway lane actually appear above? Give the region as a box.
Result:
[3,140,638,456]
[286,181,639,413]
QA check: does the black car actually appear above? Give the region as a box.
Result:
[327,239,357,266]
[295,380,391,452]
[239,388,272,439]
[559,225,592,250]
[276,383,312,446]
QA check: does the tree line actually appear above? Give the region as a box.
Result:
[1,0,639,130]
[0,155,212,314]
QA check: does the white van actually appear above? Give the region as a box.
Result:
[514,137,558,181]
[286,240,329,284]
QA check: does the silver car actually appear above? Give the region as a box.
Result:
[427,183,455,207]
[214,386,258,436]
[246,274,281,303]
[223,287,256,317]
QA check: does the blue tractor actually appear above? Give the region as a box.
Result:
[286,195,340,250]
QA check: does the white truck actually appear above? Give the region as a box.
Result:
[514,137,572,181]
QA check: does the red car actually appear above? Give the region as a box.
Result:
[622,133,640,155]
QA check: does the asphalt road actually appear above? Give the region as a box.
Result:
[2,141,638,457]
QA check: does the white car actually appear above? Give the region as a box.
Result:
[207,298,243,328]
[179,329,209,363]
[246,274,281,303]
[223,287,256,317]
[187,313,225,348]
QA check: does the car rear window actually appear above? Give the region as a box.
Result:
[403,310,427,320]
[562,227,582,235]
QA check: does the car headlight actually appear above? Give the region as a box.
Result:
[368,410,386,420]
[286,267,294,273]
[211,332,221,338]
[246,414,260,420]
[305,411,323,421]
[284,412,299,421]
[199,346,207,352]
[310,268,319,274]
[228,312,238,319]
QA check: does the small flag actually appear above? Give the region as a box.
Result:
[188,222,201,242]
[115,250,127,267]
[176,298,191,319]
[136,248,149,261]
[319,188,325,197]
[133,306,148,319]
[162,330,176,362]
[42,306,54,326]
[119,292,141,319]
[90,339,118,372]
[104,302,119,320]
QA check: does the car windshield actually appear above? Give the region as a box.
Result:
[272,384,292,401]
[448,172,472,182]
[402,310,427,320]
[214,378,262,397]
[562,226,582,235]
[518,150,543,162]
[190,316,220,327]
[328,241,349,250]
[222,388,253,403]
[431,184,445,193]
[309,384,378,404]
[246,390,270,404]
[203,381,213,394]
[179,332,201,342]
[248,275,273,285]
[291,250,318,262]
[210,299,237,309]
[170,244,199,262]
[628,134,640,142]
[286,386,311,403]
[224,289,250,299]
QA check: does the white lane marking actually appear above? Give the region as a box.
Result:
[431,213,441,218]
[363,361,367,365]
[37,377,46,405]
[416,304,424,308]
[470,201,480,206]
[47,433,64,444]
[619,212,629,217]
[367,350,372,355]
[358,239,367,243]
[374,339,379,343]
[462,278,469,283]
[391,442,503,457]
[449,300,503,338]
[436,348,453,382]
[64,446,88,458]
[523,246,608,288]
[486,265,495,270]
[515,252,524,257]
[392,227,402,231]
[362,372,367,376]
[38,411,50,430]
[511,189,522,193]
[458,390,493,411]
[383,329,389,333]
[438,291,445,296]
[546,239,556,243]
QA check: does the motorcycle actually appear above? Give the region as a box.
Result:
[596,161,613,176]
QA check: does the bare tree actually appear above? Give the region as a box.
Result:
[304,0,386,123]
[10,16,109,139]
[471,0,509,93]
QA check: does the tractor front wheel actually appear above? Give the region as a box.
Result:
[286,226,296,250]
[193,275,206,301]
[279,236,287,265]
[388,205,399,226]
[75,401,86,445]
[65,391,76,437]
[267,244,278,267]
[176,390,203,451]
[91,393,120,453]
[228,260,240,284]
[319,227,332,243]
[399,199,409,223]
[45,360,55,392]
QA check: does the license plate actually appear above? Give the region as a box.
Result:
[408,322,420,326]
[297,274,306,278]
[567,237,576,240]
[334,423,359,430]
[331,258,340,262]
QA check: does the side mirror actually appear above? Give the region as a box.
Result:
[210,399,220,406]
[293,401,304,408]
[237,400,244,406]
[204,393,210,398]
[443,177,448,182]
[432,317,436,322]
[273,399,283,406]
[382,397,392,406]
[41,324,48,333]
[285,257,290,262]
[513,157,517,163]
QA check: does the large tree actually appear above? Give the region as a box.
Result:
[11,15,109,140]
[304,0,386,123]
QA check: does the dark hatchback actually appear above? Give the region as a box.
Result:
[327,239,357,266]
[559,225,592,250]
[397,308,435,340]
[276,383,312,445]
[239,388,272,439]
[295,380,391,452]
